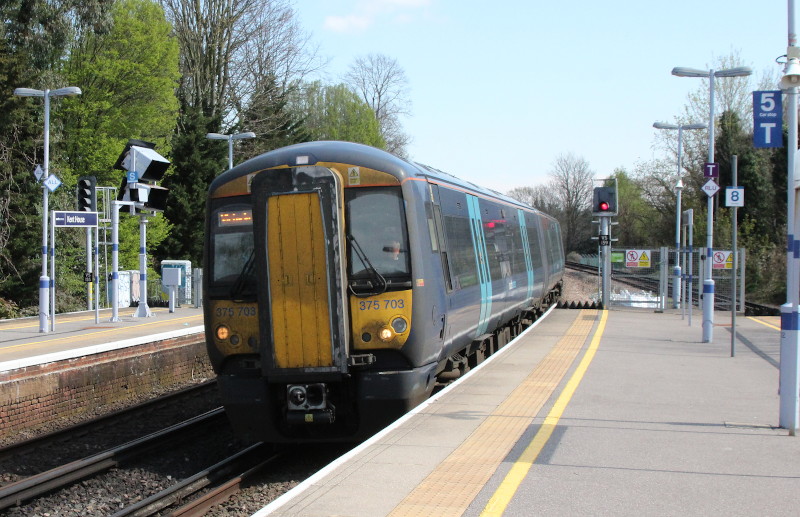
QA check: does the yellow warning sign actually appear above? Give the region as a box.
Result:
[348,167,361,185]
[638,251,650,268]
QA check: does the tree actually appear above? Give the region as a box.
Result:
[345,53,410,157]
[161,0,319,130]
[0,0,114,313]
[507,185,560,216]
[63,0,180,183]
[610,168,662,247]
[548,153,594,253]
[291,82,385,147]
[157,0,319,267]
[157,105,223,266]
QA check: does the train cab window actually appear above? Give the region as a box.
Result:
[209,203,255,299]
[345,187,411,293]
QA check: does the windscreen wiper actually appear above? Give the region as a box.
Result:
[230,249,256,301]
[347,234,387,297]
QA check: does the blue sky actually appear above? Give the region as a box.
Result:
[294,0,787,193]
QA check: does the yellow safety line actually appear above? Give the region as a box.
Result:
[0,313,203,354]
[480,310,608,517]
[747,316,780,331]
[386,310,597,517]
[0,308,153,330]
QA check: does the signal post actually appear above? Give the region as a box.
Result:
[593,180,618,308]
[112,140,170,321]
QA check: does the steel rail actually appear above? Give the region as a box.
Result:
[0,380,217,463]
[0,408,226,510]
[111,443,280,517]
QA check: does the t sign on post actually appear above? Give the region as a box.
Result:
[753,91,783,148]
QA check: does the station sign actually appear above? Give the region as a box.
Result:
[53,211,98,227]
[753,90,783,148]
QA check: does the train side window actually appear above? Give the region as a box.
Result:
[526,214,544,272]
[508,214,526,276]
[427,183,455,291]
[442,214,477,289]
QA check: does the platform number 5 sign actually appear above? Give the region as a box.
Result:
[753,91,783,148]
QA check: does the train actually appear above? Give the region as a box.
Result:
[203,141,564,443]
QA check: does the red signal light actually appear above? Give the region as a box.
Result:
[599,201,609,211]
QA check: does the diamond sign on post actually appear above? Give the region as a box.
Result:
[702,179,720,197]
[33,165,44,182]
[43,174,62,193]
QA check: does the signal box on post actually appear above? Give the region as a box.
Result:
[592,186,617,216]
[76,175,97,212]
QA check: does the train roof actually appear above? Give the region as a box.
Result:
[210,140,543,215]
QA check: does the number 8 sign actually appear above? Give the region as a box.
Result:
[725,186,744,207]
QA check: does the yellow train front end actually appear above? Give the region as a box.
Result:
[204,142,429,442]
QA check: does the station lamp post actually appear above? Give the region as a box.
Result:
[653,121,706,309]
[779,0,800,435]
[14,86,82,333]
[206,131,256,170]
[671,66,752,342]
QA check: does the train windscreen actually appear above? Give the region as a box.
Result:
[209,203,255,299]
[345,187,411,290]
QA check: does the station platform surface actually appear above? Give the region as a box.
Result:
[257,307,799,517]
[0,306,204,371]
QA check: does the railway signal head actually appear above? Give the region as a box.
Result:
[76,175,97,212]
[592,186,617,216]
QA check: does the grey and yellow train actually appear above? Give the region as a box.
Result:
[203,141,564,443]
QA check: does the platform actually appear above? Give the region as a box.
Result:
[256,308,798,517]
[0,306,204,371]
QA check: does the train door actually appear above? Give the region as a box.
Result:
[250,167,348,375]
[518,209,535,302]
[267,192,333,368]
[466,194,492,337]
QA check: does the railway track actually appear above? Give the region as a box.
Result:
[565,261,778,316]
[0,380,219,465]
[0,408,229,511]
[109,442,280,517]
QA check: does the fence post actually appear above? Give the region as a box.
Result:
[659,247,668,311]
[739,248,746,313]
[193,268,203,308]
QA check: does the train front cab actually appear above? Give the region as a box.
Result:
[206,161,436,442]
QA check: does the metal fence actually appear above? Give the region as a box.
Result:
[583,248,746,311]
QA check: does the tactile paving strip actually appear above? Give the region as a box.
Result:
[388,310,598,517]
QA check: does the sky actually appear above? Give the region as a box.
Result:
[293,0,788,194]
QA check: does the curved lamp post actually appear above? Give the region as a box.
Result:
[206,132,256,169]
[14,86,82,332]
[653,121,706,310]
[671,66,752,342]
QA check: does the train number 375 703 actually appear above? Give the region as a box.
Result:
[216,306,257,317]
[358,299,405,311]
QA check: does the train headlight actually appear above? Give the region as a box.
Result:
[390,317,408,334]
[378,326,395,342]
[216,325,230,340]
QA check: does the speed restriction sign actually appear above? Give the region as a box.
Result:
[725,187,744,207]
